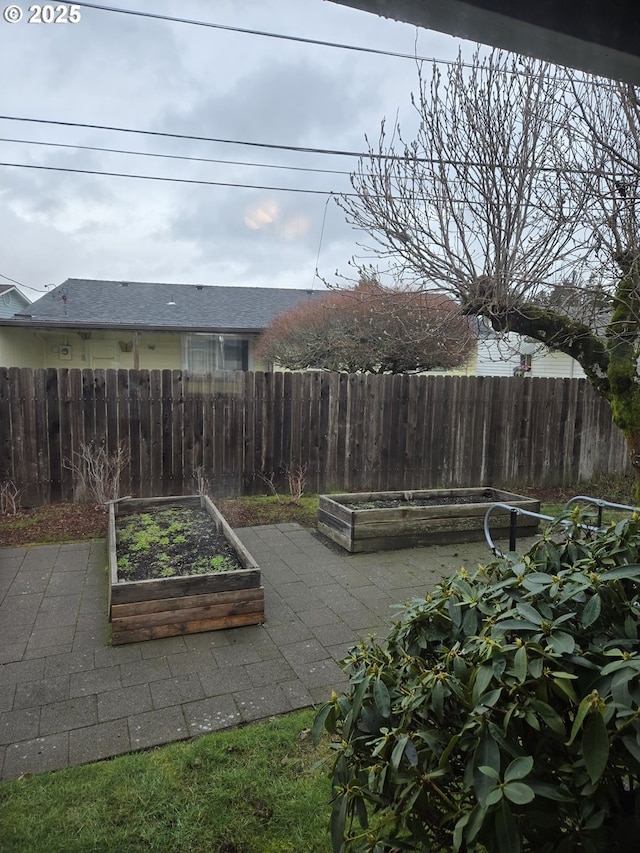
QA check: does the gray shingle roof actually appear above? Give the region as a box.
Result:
[11,278,323,331]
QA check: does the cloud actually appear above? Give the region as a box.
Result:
[0,0,467,292]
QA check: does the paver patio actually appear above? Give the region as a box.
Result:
[0,523,501,781]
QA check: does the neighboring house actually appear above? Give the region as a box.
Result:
[474,320,586,379]
[0,278,323,372]
[0,278,585,378]
[0,284,30,318]
[0,285,32,367]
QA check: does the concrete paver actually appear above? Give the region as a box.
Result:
[0,525,503,781]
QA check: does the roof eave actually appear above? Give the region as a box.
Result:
[0,319,265,334]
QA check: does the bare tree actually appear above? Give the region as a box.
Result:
[341,51,586,306]
[339,49,640,492]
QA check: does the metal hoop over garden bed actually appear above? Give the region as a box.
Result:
[485,495,640,558]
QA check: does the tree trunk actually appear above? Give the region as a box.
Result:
[605,264,640,503]
[624,433,640,502]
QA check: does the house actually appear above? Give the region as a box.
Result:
[476,333,586,379]
[0,278,322,371]
[474,319,586,379]
[0,284,30,318]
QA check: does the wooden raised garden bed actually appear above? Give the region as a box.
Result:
[318,488,540,553]
[108,495,264,644]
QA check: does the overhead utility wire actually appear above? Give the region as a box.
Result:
[0,272,26,287]
[71,2,617,87]
[0,114,386,160]
[0,272,45,295]
[72,1,454,65]
[0,137,351,177]
[0,117,617,176]
[0,161,351,195]
[0,162,624,204]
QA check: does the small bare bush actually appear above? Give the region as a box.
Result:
[0,479,22,517]
[285,463,307,503]
[193,466,212,498]
[65,441,129,508]
[257,463,308,505]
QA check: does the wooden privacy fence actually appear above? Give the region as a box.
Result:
[0,367,630,505]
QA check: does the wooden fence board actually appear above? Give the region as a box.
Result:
[160,370,172,495]
[0,368,631,503]
[8,368,27,498]
[137,370,151,497]
[171,371,184,493]
[0,369,10,486]
[33,367,50,504]
[129,369,142,497]
[336,373,348,490]
[59,369,75,501]
[148,369,162,497]
[116,369,131,498]
[45,368,62,502]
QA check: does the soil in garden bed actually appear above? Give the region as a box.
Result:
[343,491,499,510]
[116,507,243,582]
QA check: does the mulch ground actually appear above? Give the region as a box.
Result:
[0,497,317,548]
[0,486,591,548]
[0,503,109,548]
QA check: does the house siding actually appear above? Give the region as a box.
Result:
[0,327,269,371]
[0,327,45,368]
[529,350,586,379]
[430,348,478,377]
[476,336,585,379]
[0,288,30,319]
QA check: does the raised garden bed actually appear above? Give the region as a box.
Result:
[318,488,541,553]
[108,495,264,644]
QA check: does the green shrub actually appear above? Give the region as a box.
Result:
[314,511,640,853]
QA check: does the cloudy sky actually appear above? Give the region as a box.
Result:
[0,0,474,301]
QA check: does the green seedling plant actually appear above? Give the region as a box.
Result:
[314,512,640,853]
[116,556,134,577]
[116,507,241,581]
[192,555,238,575]
[209,555,238,573]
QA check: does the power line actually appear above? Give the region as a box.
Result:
[73,1,448,65]
[0,137,351,177]
[70,2,620,88]
[0,114,381,160]
[0,160,347,195]
[0,272,44,294]
[2,160,625,206]
[312,195,334,289]
[0,272,26,287]
[0,116,618,176]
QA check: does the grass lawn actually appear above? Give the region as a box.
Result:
[0,709,334,853]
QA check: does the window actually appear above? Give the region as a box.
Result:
[184,334,249,372]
